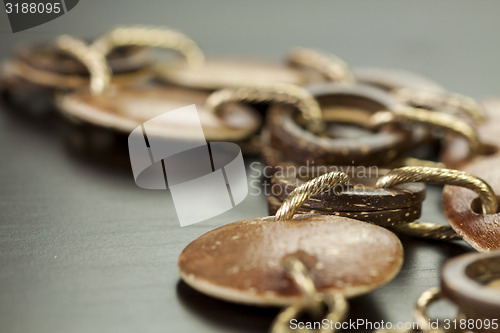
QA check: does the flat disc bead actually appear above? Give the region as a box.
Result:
[178,214,403,306]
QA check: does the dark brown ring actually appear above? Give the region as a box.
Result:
[441,251,500,323]
[267,195,422,225]
[270,166,426,212]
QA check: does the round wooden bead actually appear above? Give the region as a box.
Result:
[58,85,261,142]
[270,166,426,212]
[178,214,403,306]
[157,58,312,90]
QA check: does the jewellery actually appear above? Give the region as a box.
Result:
[54,33,262,143]
[293,48,485,124]
[376,166,499,250]
[379,251,500,333]
[267,166,425,225]
[3,23,500,330]
[259,83,428,168]
[267,166,466,241]
[433,99,500,251]
[441,98,500,169]
[178,171,404,332]
[157,47,350,91]
[0,31,153,114]
[1,38,150,91]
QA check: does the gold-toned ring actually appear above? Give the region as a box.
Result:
[287,47,355,83]
[395,87,485,124]
[92,25,205,68]
[371,107,483,154]
[283,257,319,308]
[271,291,349,333]
[206,82,326,134]
[275,171,350,221]
[376,166,497,215]
[54,35,111,95]
[400,157,445,169]
[413,287,445,333]
[390,222,460,241]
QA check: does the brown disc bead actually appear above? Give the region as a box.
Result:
[442,156,500,251]
[264,82,429,168]
[441,251,500,328]
[441,98,500,169]
[353,67,444,92]
[266,195,422,226]
[270,166,426,212]
[58,84,261,142]
[178,214,403,306]
[442,99,500,251]
[157,58,315,90]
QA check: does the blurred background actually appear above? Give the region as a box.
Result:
[1,1,499,333]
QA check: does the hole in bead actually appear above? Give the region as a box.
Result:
[466,257,500,289]
[478,143,499,157]
[471,195,500,214]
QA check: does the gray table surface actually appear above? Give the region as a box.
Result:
[1,1,499,332]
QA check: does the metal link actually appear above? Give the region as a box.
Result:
[275,171,350,221]
[376,287,470,333]
[271,257,349,333]
[206,82,326,134]
[395,87,486,124]
[92,25,205,67]
[376,166,497,215]
[55,35,112,95]
[414,287,444,333]
[371,107,483,154]
[287,47,355,83]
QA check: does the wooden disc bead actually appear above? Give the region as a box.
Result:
[178,214,403,306]
[441,98,500,169]
[270,166,426,212]
[267,195,422,226]
[58,84,261,142]
[157,58,314,90]
[441,251,500,328]
[442,99,500,251]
